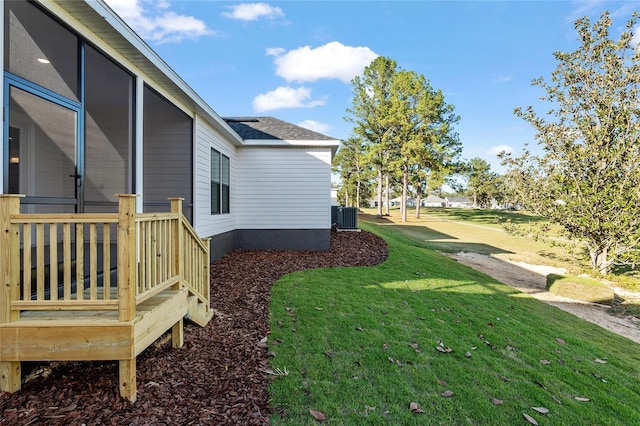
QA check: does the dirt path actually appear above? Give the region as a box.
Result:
[447,252,640,345]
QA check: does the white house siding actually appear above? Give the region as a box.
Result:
[193,115,237,238]
[235,147,331,229]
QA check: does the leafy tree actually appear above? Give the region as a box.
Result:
[347,57,460,221]
[463,157,505,208]
[346,56,398,217]
[332,136,372,208]
[386,70,460,222]
[502,11,640,274]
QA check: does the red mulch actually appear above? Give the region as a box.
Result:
[0,230,388,425]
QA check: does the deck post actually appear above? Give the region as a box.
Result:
[168,198,184,348]
[0,195,24,393]
[169,197,184,280]
[117,194,138,322]
[119,358,136,403]
[117,194,138,401]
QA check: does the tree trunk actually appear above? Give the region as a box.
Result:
[415,194,421,218]
[590,245,610,275]
[384,175,390,216]
[356,179,361,210]
[376,168,383,218]
[402,167,408,222]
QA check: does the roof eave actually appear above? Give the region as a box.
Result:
[50,0,243,145]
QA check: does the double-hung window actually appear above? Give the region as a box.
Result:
[211,149,230,214]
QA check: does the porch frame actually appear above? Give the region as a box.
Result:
[0,194,211,402]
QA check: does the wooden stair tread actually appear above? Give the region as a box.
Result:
[5,290,184,326]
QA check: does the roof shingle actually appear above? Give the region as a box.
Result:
[224,116,337,141]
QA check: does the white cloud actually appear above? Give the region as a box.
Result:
[566,0,605,22]
[252,86,327,112]
[297,120,331,134]
[104,0,214,43]
[489,144,514,156]
[268,41,378,83]
[222,3,284,21]
[492,75,512,83]
[266,47,286,56]
[567,0,636,23]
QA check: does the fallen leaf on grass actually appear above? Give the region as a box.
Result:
[539,359,551,365]
[437,379,447,386]
[532,407,549,414]
[441,390,454,397]
[523,413,538,425]
[436,345,453,353]
[491,398,503,405]
[575,397,590,402]
[382,343,390,350]
[465,351,472,358]
[594,358,607,364]
[260,367,289,376]
[355,326,363,331]
[556,338,566,345]
[409,402,425,413]
[309,409,326,421]
[534,381,548,390]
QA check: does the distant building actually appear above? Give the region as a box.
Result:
[448,196,474,208]
[422,195,447,207]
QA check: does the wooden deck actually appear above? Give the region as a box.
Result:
[0,195,212,402]
[0,289,187,362]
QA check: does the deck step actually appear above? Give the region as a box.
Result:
[185,295,212,327]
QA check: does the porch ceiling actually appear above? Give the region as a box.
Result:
[46,0,242,146]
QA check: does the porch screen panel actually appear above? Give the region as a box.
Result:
[143,85,193,221]
[9,87,76,201]
[4,0,79,101]
[84,45,133,208]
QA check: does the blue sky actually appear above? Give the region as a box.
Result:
[104,0,639,173]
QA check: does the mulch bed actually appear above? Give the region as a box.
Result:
[0,230,388,425]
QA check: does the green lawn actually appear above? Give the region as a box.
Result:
[268,220,640,425]
[361,207,589,274]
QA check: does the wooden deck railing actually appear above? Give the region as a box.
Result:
[0,194,210,320]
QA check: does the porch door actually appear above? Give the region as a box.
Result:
[7,85,82,213]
